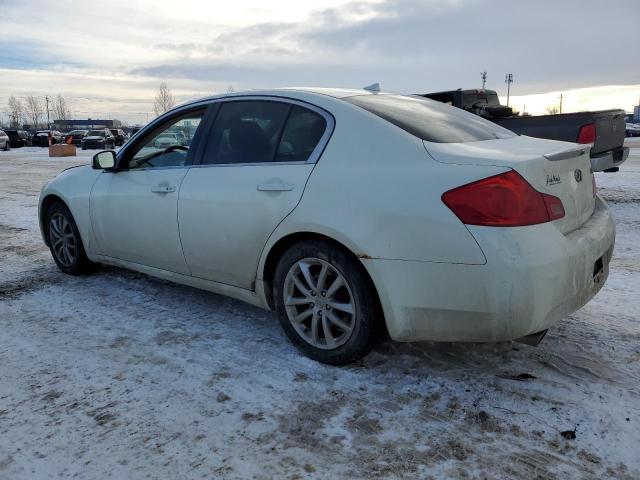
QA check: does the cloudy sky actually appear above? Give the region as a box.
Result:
[1,0,639,124]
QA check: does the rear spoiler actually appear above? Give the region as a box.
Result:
[543,146,590,162]
[544,145,629,172]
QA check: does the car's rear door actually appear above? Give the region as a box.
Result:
[178,97,333,289]
[90,105,209,274]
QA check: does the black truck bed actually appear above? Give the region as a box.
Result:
[419,89,629,172]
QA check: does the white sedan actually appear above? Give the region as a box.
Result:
[38,88,615,364]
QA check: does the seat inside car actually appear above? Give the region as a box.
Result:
[222,120,268,164]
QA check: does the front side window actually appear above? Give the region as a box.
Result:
[127,110,204,169]
[345,94,515,143]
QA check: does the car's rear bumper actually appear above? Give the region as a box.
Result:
[363,196,615,342]
[590,146,629,172]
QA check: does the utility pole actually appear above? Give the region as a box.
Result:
[559,93,563,114]
[505,73,513,107]
[480,71,487,89]
[45,95,51,127]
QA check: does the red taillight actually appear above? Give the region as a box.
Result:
[442,170,565,227]
[577,123,596,144]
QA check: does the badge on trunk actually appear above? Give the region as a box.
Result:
[574,169,583,182]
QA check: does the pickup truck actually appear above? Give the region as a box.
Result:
[418,89,629,172]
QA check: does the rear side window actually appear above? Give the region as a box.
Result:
[203,101,290,165]
[275,106,327,162]
[344,94,515,143]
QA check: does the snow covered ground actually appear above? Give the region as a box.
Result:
[0,141,638,479]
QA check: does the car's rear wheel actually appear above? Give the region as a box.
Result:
[46,202,95,275]
[274,240,379,365]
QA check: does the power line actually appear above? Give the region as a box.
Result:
[45,95,50,127]
[559,93,563,114]
[505,73,514,107]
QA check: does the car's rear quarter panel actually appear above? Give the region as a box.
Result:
[269,99,504,265]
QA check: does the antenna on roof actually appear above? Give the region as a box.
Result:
[363,82,381,93]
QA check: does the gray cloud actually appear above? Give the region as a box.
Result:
[132,0,640,95]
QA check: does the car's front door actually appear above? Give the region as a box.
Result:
[90,107,207,274]
[178,98,333,289]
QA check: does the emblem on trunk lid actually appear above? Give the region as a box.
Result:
[546,174,561,186]
[574,169,583,182]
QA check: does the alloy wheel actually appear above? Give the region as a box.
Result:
[49,212,76,267]
[283,257,356,350]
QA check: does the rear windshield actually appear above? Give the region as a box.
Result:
[344,94,515,143]
[462,92,501,108]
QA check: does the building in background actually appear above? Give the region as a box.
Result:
[53,119,122,131]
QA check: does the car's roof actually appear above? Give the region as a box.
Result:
[179,87,381,110]
[275,87,379,98]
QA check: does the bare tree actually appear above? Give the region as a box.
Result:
[153,83,175,117]
[25,95,44,128]
[52,94,71,121]
[7,95,24,128]
[545,104,559,115]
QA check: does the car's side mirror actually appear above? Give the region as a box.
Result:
[93,150,116,170]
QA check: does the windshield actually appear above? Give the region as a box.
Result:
[345,94,515,143]
[87,130,105,137]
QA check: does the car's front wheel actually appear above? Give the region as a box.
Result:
[46,202,95,275]
[274,240,380,365]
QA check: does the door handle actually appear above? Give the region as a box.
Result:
[151,184,176,194]
[257,178,294,192]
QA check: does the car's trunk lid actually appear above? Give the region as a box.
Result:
[424,135,595,234]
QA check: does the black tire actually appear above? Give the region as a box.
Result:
[274,240,380,365]
[45,202,96,275]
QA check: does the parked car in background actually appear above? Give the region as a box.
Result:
[110,129,127,146]
[167,130,186,145]
[38,88,615,365]
[0,130,10,151]
[625,123,640,137]
[5,129,31,148]
[81,129,115,150]
[419,89,629,172]
[153,132,180,149]
[65,130,88,146]
[33,130,63,147]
